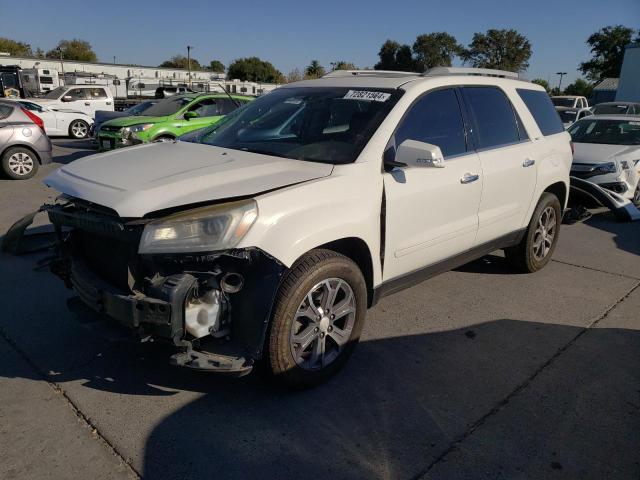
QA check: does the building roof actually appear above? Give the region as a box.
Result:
[593,78,619,91]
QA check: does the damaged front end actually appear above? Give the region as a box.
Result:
[7,198,286,376]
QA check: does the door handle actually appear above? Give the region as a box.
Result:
[106,101,112,105]
[523,158,536,167]
[84,102,90,106]
[460,173,480,184]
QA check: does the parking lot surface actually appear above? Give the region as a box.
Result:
[1,139,639,480]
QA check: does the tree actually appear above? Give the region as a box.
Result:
[46,39,97,62]
[579,25,639,82]
[531,78,550,92]
[34,47,45,59]
[0,37,32,56]
[305,60,326,78]
[209,60,225,73]
[159,55,202,70]
[286,68,303,83]
[374,40,419,71]
[412,32,462,71]
[564,78,593,97]
[461,29,532,72]
[332,61,357,70]
[227,57,284,83]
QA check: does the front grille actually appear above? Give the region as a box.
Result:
[99,125,122,133]
[74,231,135,291]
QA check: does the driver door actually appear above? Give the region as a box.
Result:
[177,98,222,134]
[382,88,482,282]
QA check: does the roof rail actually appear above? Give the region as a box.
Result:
[322,70,418,78]
[423,67,520,79]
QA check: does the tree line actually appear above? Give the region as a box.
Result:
[1,25,637,89]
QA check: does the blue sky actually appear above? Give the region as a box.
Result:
[1,0,638,85]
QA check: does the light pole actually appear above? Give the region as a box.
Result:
[556,72,567,94]
[113,56,116,64]
[187,45,193,87]
[57,47,64,78]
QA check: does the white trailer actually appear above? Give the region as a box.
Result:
[21,68,61,94]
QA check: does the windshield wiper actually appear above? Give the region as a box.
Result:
[239,147,291,159]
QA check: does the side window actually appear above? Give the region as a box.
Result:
[86,88,108,99]
[66,88,87,100]
[189,99,220,117]
[393,88,467,158]
[516,89,565,136]
[462,86,522,149]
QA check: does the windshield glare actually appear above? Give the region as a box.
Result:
[185,87,401,164]
[142,96,192,116]
[569,119,640,145]
[592,104,630,115]
[43,86,68,99]
[559,110,577,123]
[552,98,575,107]
[126,101,156,116]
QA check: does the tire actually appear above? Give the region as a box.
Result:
[505,192,562,273]
[266,249,368,389]
[1,147,39,180]
[69,119,90,139]
[633,182,640,207]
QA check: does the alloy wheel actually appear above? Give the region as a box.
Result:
[71,121,88,138]
[532,206,556,261]
[8,152,34,176]
[289,278,356,371]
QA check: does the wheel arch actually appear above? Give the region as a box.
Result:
[543,181,568,209]
[308,237,375,308]
[1,143,42,164]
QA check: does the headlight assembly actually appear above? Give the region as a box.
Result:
[139,199,258,254]
[123,123,154,139]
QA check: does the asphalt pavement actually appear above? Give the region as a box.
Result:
[0,139,638,479]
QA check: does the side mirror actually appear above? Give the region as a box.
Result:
[392,139,445,168]
[184,111,198,120]
[61,95,73,102]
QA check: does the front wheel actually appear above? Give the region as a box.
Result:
[266,249,367,389]
[69,119,90,139]
[505,193,561,273]
[632,182,640,207]
[153,135,175,143]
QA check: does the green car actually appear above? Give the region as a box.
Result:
[97,93,254,151]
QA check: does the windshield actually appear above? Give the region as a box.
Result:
[126,101,156,116]
[569,119,640,145]
[592,104,630,115]
[185,87,401,164]
[43,86,67,99]
[552,98,575,107]
[142,96,192,116]
[559,110,578,123]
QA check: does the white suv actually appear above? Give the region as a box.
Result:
[29,85,114,118]
[28,68,571,388]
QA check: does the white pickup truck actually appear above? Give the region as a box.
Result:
[29,85,114,118]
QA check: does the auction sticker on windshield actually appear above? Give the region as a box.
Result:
[343,90,391,102]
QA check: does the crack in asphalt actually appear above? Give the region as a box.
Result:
[551,258,640,280]
[0,326,141,480]
[411,279,640,480]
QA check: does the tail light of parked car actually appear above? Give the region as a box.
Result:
[21,108,46,134]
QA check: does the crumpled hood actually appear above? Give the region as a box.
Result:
[573,143,639,165]
[44,141,333,217]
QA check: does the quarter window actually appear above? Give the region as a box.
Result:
[517,88,564,136]
[393,88,467,158]
[87,88,108,99]
[0,104,13,119]
[462,86,522,149]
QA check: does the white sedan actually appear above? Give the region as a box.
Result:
[15,100,94,139]
[569,115,640,205]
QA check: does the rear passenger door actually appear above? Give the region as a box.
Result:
[382,88,482,281]
[461,86,537,245]
[86,88,112,116]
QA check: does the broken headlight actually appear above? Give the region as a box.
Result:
[139,199,258,254]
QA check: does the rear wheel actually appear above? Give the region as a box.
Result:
[266,249,367,389]
[2,147,39,180]
[505,193,561,273]
[69,119,89,139]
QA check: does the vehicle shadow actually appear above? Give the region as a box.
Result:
[583,212,640,256]
[52,150,95,165]
[51,139,96,150]
[0,309,637,479]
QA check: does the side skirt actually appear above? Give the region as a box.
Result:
[371,229,526,306]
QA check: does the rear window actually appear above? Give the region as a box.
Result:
[517,89,564,136]
[0,104,13,119]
